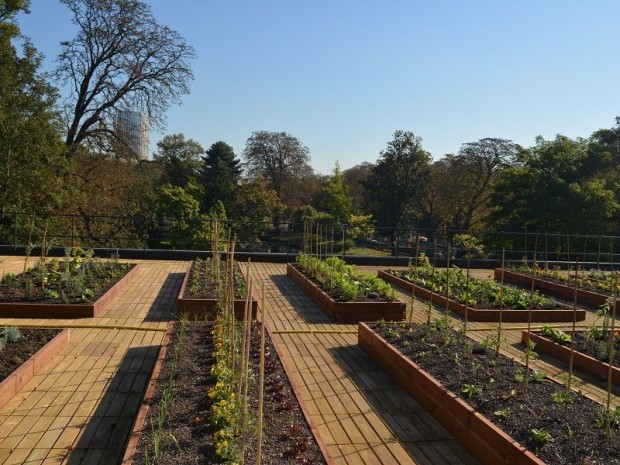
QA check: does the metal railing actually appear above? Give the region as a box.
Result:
[0,212,619,266]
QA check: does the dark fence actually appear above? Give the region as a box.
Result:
[0,212,619,267]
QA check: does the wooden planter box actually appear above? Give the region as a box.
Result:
[378,270,586,323]
[287,264,406,323]
[0,265,140,319]
[522,330,620,386]
[358,323,544,465]
[176,261,257,321]
[121,321,174,465]
[0,329,70,409]
[497,268,612,310]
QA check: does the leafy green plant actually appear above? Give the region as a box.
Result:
[393,262,556,310]
[596,406,620,429]
[540,324,572,345]
[296,253,396,302]
[461,383,482,398]
[494,408,510,419]
[531,427,552,444]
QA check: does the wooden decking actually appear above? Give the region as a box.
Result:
[0,259,616,464]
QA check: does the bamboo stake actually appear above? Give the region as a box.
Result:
[463,252,471,340]
[605,272,619,440]
[566,234,571,280]
[408,232,421,324]
[567,258,579,393]
[523,232,539,396]
[240,279,253,456]
[256,282,267,465]
[429,239,438,324]
[495,248,506,374]
[445,236,451,320]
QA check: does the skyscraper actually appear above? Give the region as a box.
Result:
[115,110,149,160]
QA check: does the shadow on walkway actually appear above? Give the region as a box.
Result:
[270,274,339,325]
[143,272,184,322]
[327,344,479,465]
[65,345,159,465]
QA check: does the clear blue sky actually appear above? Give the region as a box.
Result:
[18,0,620,174]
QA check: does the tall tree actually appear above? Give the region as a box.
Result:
[365,130,431,244]
[231,177,285,243]
[0,0,68,216]
[56,0,195,152]
[242,130,313,213]
[200,141,242,213]
[445,138,517,231]
[316,162,354,224]
[343,162,373,213]
[153,133,203,189]
[488,135,619,234]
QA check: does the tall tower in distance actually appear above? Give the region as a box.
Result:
[115,110,149,160]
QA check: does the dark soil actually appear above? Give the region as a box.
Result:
[540,330,620,365]
[0,261,133,304]
[0,328,61,381]
[182,260,247,300]
[372,322,620,465]
[134,321,326,464]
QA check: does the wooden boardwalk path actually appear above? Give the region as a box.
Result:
[0,258,616,464]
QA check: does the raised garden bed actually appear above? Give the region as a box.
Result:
[176,260,257,320]
[123,321,327,464]
[287,263,406,323]
[0,256,139,318]
[497,268,613,310]
[523,330,620,386]
[379,270,586,322]
[359,321,620,465]
[0,327,70,409]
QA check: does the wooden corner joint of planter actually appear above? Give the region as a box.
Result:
[0,328,70,411]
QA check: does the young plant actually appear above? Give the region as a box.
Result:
[531,427,552,444]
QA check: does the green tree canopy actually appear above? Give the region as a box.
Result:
[153,133,204,189]
[199,141,242,213]
[488,135,619,234]
[316,162,355,225]
[0,1,68,216]
[365,130,431,241]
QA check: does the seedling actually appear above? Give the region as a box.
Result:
[531,427,552,444]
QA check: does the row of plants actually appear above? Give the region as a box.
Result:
[515,263,620,296]
[391,258,556,310]
[137,221,325,464]
[295,252,396,302]
[369,319,620,464]
[539,300,620,364]
[0,247,132,304]
[183,257,247,300]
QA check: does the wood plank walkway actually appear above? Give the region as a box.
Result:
[0,258,186,465]
[0,258,616,464]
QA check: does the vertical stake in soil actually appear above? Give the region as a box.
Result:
[429,238,438,324]
[256,282,267,465]
[523,232,539,396]
[463,251,471,340]
[605,272,619,440]
[445,235,451,321]
[495,248,506,374]
[567,258,579,393]
[241,277,254,461]
[408,232,421,324]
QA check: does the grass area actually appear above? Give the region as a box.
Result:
[346,246,391,257]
